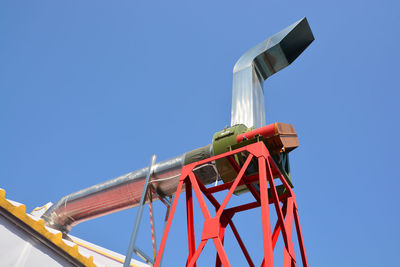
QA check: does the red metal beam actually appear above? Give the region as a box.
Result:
[228,219,255,267]
[206,174,259,193]
[226,155,261,204]
[185,182,196,267]
[154,142,308,267]
[224,201,260,214]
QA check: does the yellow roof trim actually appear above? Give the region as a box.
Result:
[72,239,141,267]
[0,189,96,267]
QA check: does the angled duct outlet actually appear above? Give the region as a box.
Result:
[231,17,314,129]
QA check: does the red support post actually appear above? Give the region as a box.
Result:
[282,198,295,267]
[272,200,287,249]
[154,178,185,267]
[293,203,308,267]
[258,156,274,267]
[186,181,196,267]
[154,142,308,267]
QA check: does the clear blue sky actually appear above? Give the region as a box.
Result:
[1,1,399,266]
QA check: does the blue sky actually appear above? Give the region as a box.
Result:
[1,1,399,266]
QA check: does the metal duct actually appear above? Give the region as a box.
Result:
[231,17,314,129]
[42,145,216,233]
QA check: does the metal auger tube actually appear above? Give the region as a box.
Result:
[42,144,216,233]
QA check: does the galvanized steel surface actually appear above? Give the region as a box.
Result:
[43,154,186,232]
[231,65,266,129]
[43,145,216,233]
[231,17,314,129]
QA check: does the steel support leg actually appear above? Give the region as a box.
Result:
[215,219,227,267]
[282,198,295,267]
[293,202,308,267]
[124,155,157,267]
[186,181,196,267]
[154,177,185,267]
[258,157,274,267]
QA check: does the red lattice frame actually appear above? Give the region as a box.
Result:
[154,141,308,267]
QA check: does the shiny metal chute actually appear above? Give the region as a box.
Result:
[231,17,314,129]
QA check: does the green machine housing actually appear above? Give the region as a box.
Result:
[212,123,299,195]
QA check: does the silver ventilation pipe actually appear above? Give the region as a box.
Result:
[42,18,314,233]
[231,17,314,129]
